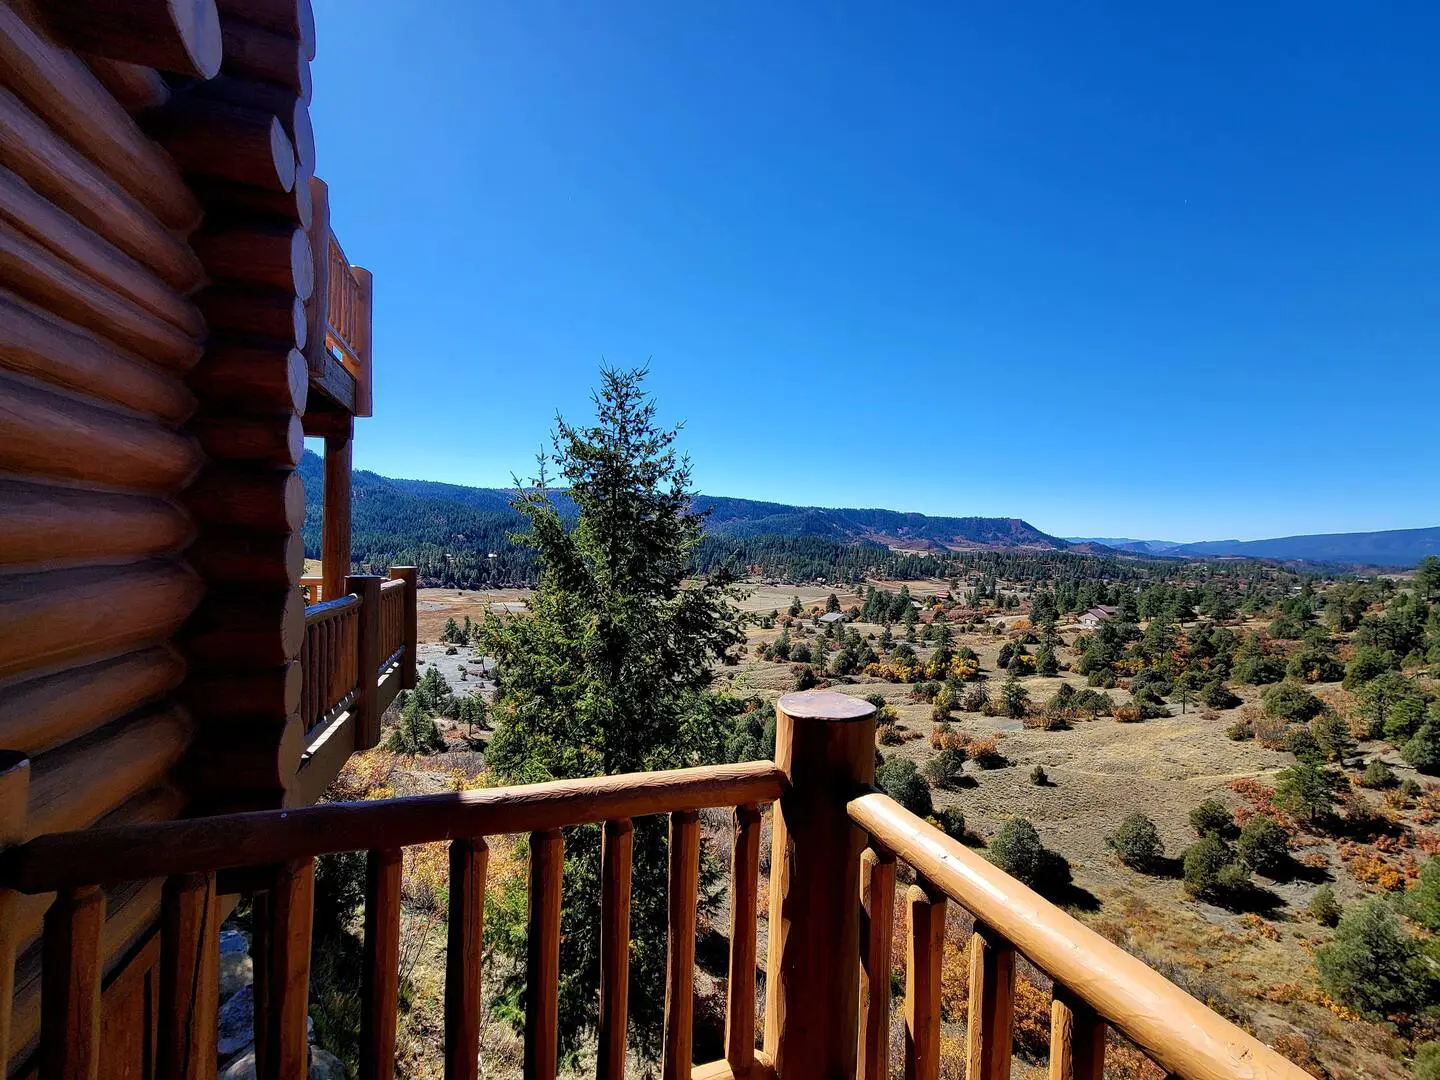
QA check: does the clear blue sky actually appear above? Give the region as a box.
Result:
[310,1,1436,542]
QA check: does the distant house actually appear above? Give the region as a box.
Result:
[818,611,849,625]
[1077,605,1120,629]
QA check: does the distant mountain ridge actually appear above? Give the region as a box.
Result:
[304,451,1071,553]
[1066,529,1440,568]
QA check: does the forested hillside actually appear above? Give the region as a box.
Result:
[300,451,1083,586]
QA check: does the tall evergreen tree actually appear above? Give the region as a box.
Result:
[480,368,745,1062]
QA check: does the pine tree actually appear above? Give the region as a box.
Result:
[479,368,744,1062]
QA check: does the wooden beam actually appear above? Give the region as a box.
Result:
[186,530,305,589]
[303,175,331,374]
[0,3,202,230]
[0,479,193,575]
[42,0,223,79]
[0,290,194,424]
[966,923,1015,1080]
[196,286,306,349]
[0,167,205,337]
[85,57,170,112]
[0,644,185,759]
[0,562,201,685]
[189,172,311,230]
[0,87,203,291]
[323,423,353,601]
[186,467,305,532]
[147,98,296,192]
[215,0,315,60]
[0,219,202,370]
[219,16,308,100]
[350,266,374,416]
[192,220,312,299]
[388,567,418,689]
[187,342,307,414]
[193,411,305,467]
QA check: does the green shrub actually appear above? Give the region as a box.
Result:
[1262,680,1323,723]
[1403,777,1424,797]
[1226,717,1254,741]
[1361,759,1397,789]
[1106,812,1164,872]
[961,685,989,712]
[1309,886,1342,928]
[385,694,447,755]
[1405,720,1440,774]
[923,748,966,790]
[988,818,1070,896]
[935,806,966,841]
[1237,815,1289,877]
[1274,762,1343,825]
[1311,709,1356,762]
[1407,856,1440,932]
[1189,799,1237,839]
[1414,1043,1440,1080]
[1284,726,1324,763]
[1182,834,1232,900]
[1030,764,1048,785]
[1315,898,1428,1019]
[876,758,933,817]
[1201,679,1242,709]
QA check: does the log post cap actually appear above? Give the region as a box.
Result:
[776,690,875,722]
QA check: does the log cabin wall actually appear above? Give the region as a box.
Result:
[0,0,320,1073]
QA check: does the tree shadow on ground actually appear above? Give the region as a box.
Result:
[1262,858,1332,886]
[1052,882,1102,912]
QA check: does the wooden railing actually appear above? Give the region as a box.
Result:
[299,595,360,735]
[299,575,325,605]
[0,691,1314,1080]
[378,578,406,671]
[295,572,417,803]
[0,763,783,1080]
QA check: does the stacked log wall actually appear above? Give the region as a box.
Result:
[0,0,320,1072]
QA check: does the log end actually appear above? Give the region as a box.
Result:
[178,0,225,79]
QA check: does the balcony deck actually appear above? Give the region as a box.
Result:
[0,692,1310,1080]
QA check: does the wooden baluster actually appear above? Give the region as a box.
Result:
[259,859,315,1080]
[967,921,1015,1080]
[525,829,563,1080]
[361,849,402,1080]
[903,881,944,1080]
[40,885,104,1080]
[320,618,330,717]
[159,873,220,1080]
[663,810,701,1080]
[725,805,761,1075]
[1049,988,1105,1080]
[298,628,311,731]
[859,846,897,1080]
[598,819,632,1080]
[444,839,488,1080]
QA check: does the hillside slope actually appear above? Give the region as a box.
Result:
[299,451,1073,583]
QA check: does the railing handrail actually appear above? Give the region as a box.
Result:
[306,592,360,624]
[848,791,1312,1080]
[380,578,405,592]
[1,761,786,894]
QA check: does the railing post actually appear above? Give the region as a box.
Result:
[764,691,876,1080]
[348,575,383,749]
[389,566,418,689]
